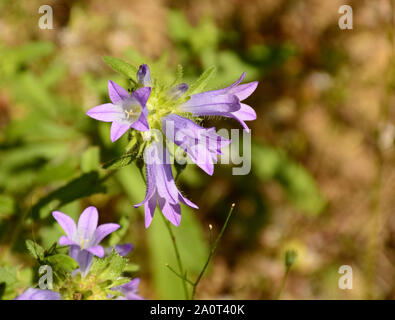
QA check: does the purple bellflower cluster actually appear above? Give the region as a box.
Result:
[16,207,143,300]
[86,64,257,228]
[52,206,120,277]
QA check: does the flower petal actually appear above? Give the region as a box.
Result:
[137,64,151,86]
[108,80,130,104]
[132,87,151,107]
[145,195,157,228]
[232,103,257,121]
[52,211,76,239]
[112,278,144,300]
[114,243,134,256]
[168,83,188,99]
[77,206,98,240]
[193,145,215,175]
[178,193,199,209]
[130,110,149,131]
[125,293,144,300]
[180,94,241,116]
[229,109,253,132]
[158,197,181,227]
[15,288,61,300]
[58,236,76,246]
[143,142,179,204]
[135,160,156,207]
[156,162,179,204]
[86,103,123,122]
[111,122,131,142]
[228,81,258,101]
[93,223,120,245]
[163,115,228,175]
[86,245,105,258]
[122,278,140,291]
[69,246,93,277]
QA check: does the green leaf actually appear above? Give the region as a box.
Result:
[31,172,106,220]
[90,251,127,282]
[0,195,14,218]
[25,240,45,261]
[102,153,137,170]
[81,146,100,173]
[147,207,208,299]
[46,254,78,273]
[103,56,138,79]
[0,266,18,300]
[187,66,216,95]
[252,142,326,216]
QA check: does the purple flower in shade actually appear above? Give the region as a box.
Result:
[179,72,258,132]
[86,80,151,142]
[104,243,134,257]
[134,142,198,228]
[15,288,61,300]
[112,278,143,300]
[52,206,120,277]
[162,114,230,175]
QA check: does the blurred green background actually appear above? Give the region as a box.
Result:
[0,0,395,299]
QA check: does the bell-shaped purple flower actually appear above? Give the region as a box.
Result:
[180,72,258,132]
[162,114,230,175]
[137,64,151,87]
[112,278,143,300]
[86,81,151,142]
[134,142,198,228]
[52,206,120,276]
[15,288,61,300]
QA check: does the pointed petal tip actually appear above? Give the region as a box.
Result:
[110,134,119,143]
[201,164,214,176]
[87,245,105,258]
[58,236,76,246]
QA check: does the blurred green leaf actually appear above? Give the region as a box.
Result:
[81,146,100,173]
[0,195,14,219]
[103,153,137,170]
[168,10,218,54]
[32,172,106,220]
[0,266,18,300]
[252,142,326,216]
[147,207,208,299]
[188,66,216,95]
[103,56,138,80]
